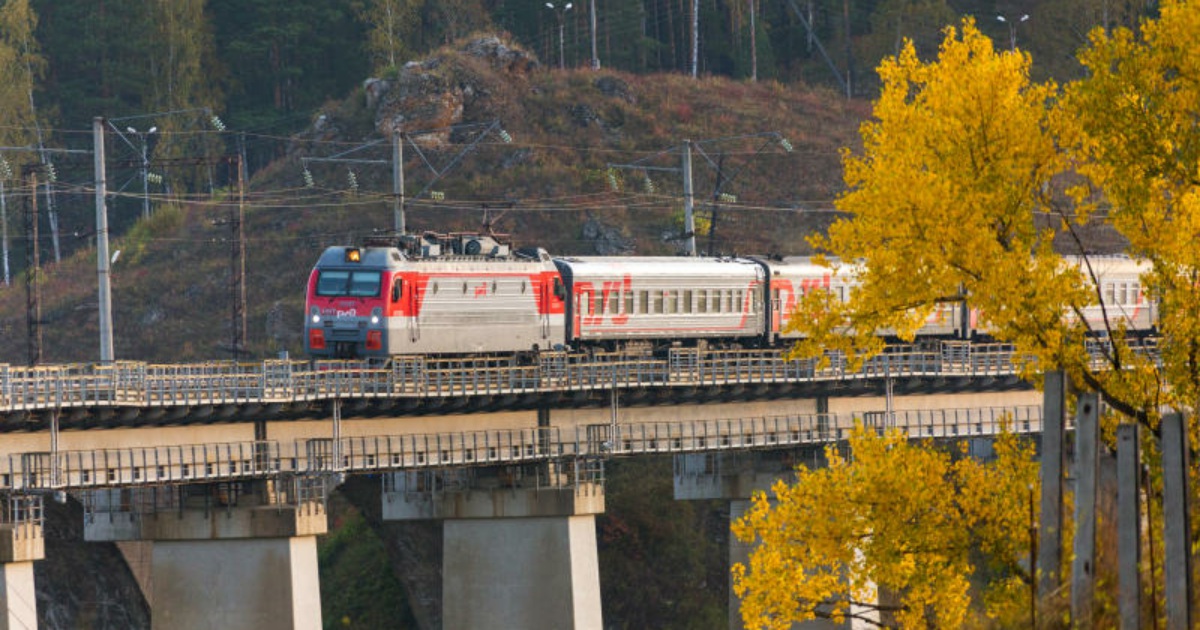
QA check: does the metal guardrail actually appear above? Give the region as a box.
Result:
[0,405,1042,492]
[0,342,1062,413]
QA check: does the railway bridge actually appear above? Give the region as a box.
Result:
[0,341,1103,629]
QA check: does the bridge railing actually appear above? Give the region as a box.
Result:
[331,427,558,472]
[7,440,283,491]
[0,404,1046,492]
[596,405,1044,456]
[0,341,1129,415]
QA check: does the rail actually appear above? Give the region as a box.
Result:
[0,341,1129,414]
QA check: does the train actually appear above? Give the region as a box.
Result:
[304,232,1154,359]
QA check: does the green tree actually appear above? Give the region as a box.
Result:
[352,0,424,74]
[732,427,1039,628]
[0,0,42,149]
[33,0,154,125]
[208,0,366,133]
[0,0,43,282]
[144,0,224,198]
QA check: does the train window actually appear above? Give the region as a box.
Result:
[1103,284,1115,305]
[595,293,604,315]
[318,270,382,297]
[607,291,618,314]
[349,272,381,297]
[698,290,708,313]
[625,292,633,315]
[391,278,403,301]
[316,270,350,296]
[665,290,676,314]
[654,292,663,314]
[683,290,693,312]
[1117,284,1127,305]
[639,291,649,314]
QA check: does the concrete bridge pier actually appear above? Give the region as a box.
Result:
[675,449,856,629]
[82,477,328,630]
[383,461,605,630]
[0,495,43,630]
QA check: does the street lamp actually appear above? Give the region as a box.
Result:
[996,14,1030,52]
[545,2,573,70]
[126,126,157,220]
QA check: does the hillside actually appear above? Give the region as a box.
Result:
[0,35,866,365]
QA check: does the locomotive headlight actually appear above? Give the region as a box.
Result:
[370,307,382,326]
[309,306,321,324]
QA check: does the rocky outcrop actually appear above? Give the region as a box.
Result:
[373,36,539,141]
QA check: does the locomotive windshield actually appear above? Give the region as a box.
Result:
[316,270,382,297]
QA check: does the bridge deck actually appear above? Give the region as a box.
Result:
[0,342,1083,414]
[2,404,1044,493]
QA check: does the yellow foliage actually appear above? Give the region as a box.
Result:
[732,424,1039,629]
[790,4,1200,426]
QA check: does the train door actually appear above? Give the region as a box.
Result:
[542,275,567,343]
[755,265,768,339]
[539,277,551,341]
[406,274,420,343]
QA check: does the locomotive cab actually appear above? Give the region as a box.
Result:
[305,234,567,359]
[305,245,398,358]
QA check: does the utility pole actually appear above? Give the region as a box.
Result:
[607,132,791,257]
[95,118,114,364]
[24,169,41,366]
[0,167,9,286]
[231,153,247,361]
[393,132,405,234]
[682,140,696,256]
[707,154,726,256]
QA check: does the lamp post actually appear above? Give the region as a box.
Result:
[127,126,157,220]
[545,2,573,70]
[996,13,1030,52]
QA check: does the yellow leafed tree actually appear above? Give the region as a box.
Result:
[732,427,1038,629]
[740,3,1200,628]
[790,3,1200,428]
